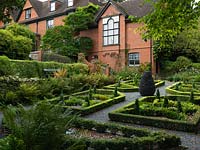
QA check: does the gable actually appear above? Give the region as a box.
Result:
[95,1,128,22]
[18,0,39,22]
[101,4,121,18]
[24,0,33,9]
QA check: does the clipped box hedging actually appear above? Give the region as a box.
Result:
[50,89,125,116]
[109,96,200,133]
[0,56,88,78]
[104,80,165,92]
[64,118,181,150]
[166,82,200,96]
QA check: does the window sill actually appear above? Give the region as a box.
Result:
[103,44,120,47]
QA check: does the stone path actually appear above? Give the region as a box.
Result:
[84,81,200,150]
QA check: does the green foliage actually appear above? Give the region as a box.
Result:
[93,84,97,94]
[0,57,88,78]
[172,56,192,73]
[75,36,93,51]
[141,0,200,59]
[0,29,15,54]
[88,87,93,100]
[172,20,200,62]
[0,24,34,60]
[177,100,183,113]
[85,96,90,106]
[156,89,160,101]
[13,35,32,59]
[42,52,72,63]
[6,23,35,44]
[134,99,140,114]
[0,56,12,76]
[64,3,100,32]
[2,102,74,150]
[163,97,169,107]
[116,67,141,80]
[0,0,25,23]
[190,90,194,103]
[114,85,118,97]
[42,25,78,57]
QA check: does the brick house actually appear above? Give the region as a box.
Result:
[0,0,157,73]
[80,0,156,73]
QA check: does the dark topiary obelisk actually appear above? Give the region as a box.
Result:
[139,71,155,96]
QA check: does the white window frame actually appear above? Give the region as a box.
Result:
[103,16,119,46]
[68,0,73,7]
[50,1,56,11]
[47,19,54,29]
[128,53,140,66]
[25,8,31,19]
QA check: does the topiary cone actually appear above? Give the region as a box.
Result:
[139,71,155,96]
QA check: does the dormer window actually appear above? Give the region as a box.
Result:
[68,0,73,7]
[25,8,31,19]
[50,1,56,11]
[47,19,54,29]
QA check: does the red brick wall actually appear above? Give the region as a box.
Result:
[79,4,156,73]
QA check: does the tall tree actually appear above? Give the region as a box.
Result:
[0,0,25,23]
[141,0,200,59]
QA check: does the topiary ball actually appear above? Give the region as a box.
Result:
[139,71,155,96]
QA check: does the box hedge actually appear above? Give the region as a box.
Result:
[104,80,165,92]
[109,96,200,133]
[0,56,88,78]
[63,118,181,150]
[50,89,125,116]
[166,82,200,96]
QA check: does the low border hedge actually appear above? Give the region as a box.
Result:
[64,118,181,150]
[109,96,200,133]
[166,82,200,96]
[104,80,165,92]
[50,89,125,116]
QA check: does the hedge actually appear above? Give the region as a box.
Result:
[50,89,125,116]
[109,96,200,133]
[64,118,181,150]
[166,82,200,96]
[0,56,88,78]
[104,80,165,92]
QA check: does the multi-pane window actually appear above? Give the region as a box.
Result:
[128,53,140,66]
[103,16,119,46]
[68,0,73,7]
[46,19,54,29]
[50,1,55,11]
[25,8,31,19]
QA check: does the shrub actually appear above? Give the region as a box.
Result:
[113,85,118,97]
[0,56,13,76]
[134,99,140,114]
[163,97,169,107]
[2,102,74,150]
[177,100,183,113]
[156,89,160,101]
[139,71,155,96]
[190,91,194,103]
[172,56,192,73]
[42,52,72,63]
[0,57,89,78]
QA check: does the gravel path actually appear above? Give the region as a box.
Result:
[84,81,200,150]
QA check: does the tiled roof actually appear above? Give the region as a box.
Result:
[20,0,103,23]
[119,0,153,18]
[95,0,153,22]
